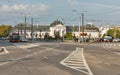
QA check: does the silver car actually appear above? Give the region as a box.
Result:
[113,38,120,42]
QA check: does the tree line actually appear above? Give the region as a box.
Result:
[106,29,120,38]
[0,25,12,37]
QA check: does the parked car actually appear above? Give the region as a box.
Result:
[103,36,113,42]
[20,38,28,42]
[113,38,120,42]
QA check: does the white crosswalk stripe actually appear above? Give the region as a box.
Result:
[90,43,120,47]
[60,47,93,75]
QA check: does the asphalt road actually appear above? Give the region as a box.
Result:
[85,45,120,75]
[0,40,120,75]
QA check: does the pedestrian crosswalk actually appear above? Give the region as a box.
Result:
[60,47,93,75]
[90,43,120,47]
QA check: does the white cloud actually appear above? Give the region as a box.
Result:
[0,4,27,12]
[13,4,28,10]
[0,4,11,11]
[0,3,50,20]
[0,3,49,13]
[31,4,48,11]
[68,0,79,6]
[27,4,50,17]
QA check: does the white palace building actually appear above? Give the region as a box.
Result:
[12,24,100,39]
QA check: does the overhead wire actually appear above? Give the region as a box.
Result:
[86,6,120,24]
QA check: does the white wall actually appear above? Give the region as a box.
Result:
[26,31,49,39]
[49,24,66,37]
[72,31,99,38]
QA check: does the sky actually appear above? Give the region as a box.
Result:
[1,0,120,27]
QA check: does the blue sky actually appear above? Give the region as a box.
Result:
[0,0,120,27]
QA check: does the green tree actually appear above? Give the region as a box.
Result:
[0,25,12,37]
[85,24,99,31]
[107,29,114,37]
[107,29,120,38]
[64,32,73,40]
[115,29,120,38]
[50,19,64,27]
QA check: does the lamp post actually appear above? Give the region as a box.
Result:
[81,13,84,35]
[31,18,34,42]
[21,12,30,38]
[73,10,81,42]
[73,10,85,43]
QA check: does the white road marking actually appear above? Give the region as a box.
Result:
[0,62,9,66]
[90,43,120,47]
[0,46,54,66]
[2,47,9,53]
[13,43,38,52]
[0,47,9,55]
[101,46,120,56]
[113,52,120,55]
[42,56,48,59]
[33,52,38,55]
[0,44,68,67]
[25,54,33,58]
[60,47,93,75]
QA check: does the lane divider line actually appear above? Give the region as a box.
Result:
[0,62,9,66]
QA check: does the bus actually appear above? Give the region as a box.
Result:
[9,33,20,42]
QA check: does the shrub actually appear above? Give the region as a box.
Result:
[64,32,73,40]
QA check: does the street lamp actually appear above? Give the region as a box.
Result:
[21,12,30,38]
[31,17,34,42]
[72,10,81,42]
[73,10,85,43]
